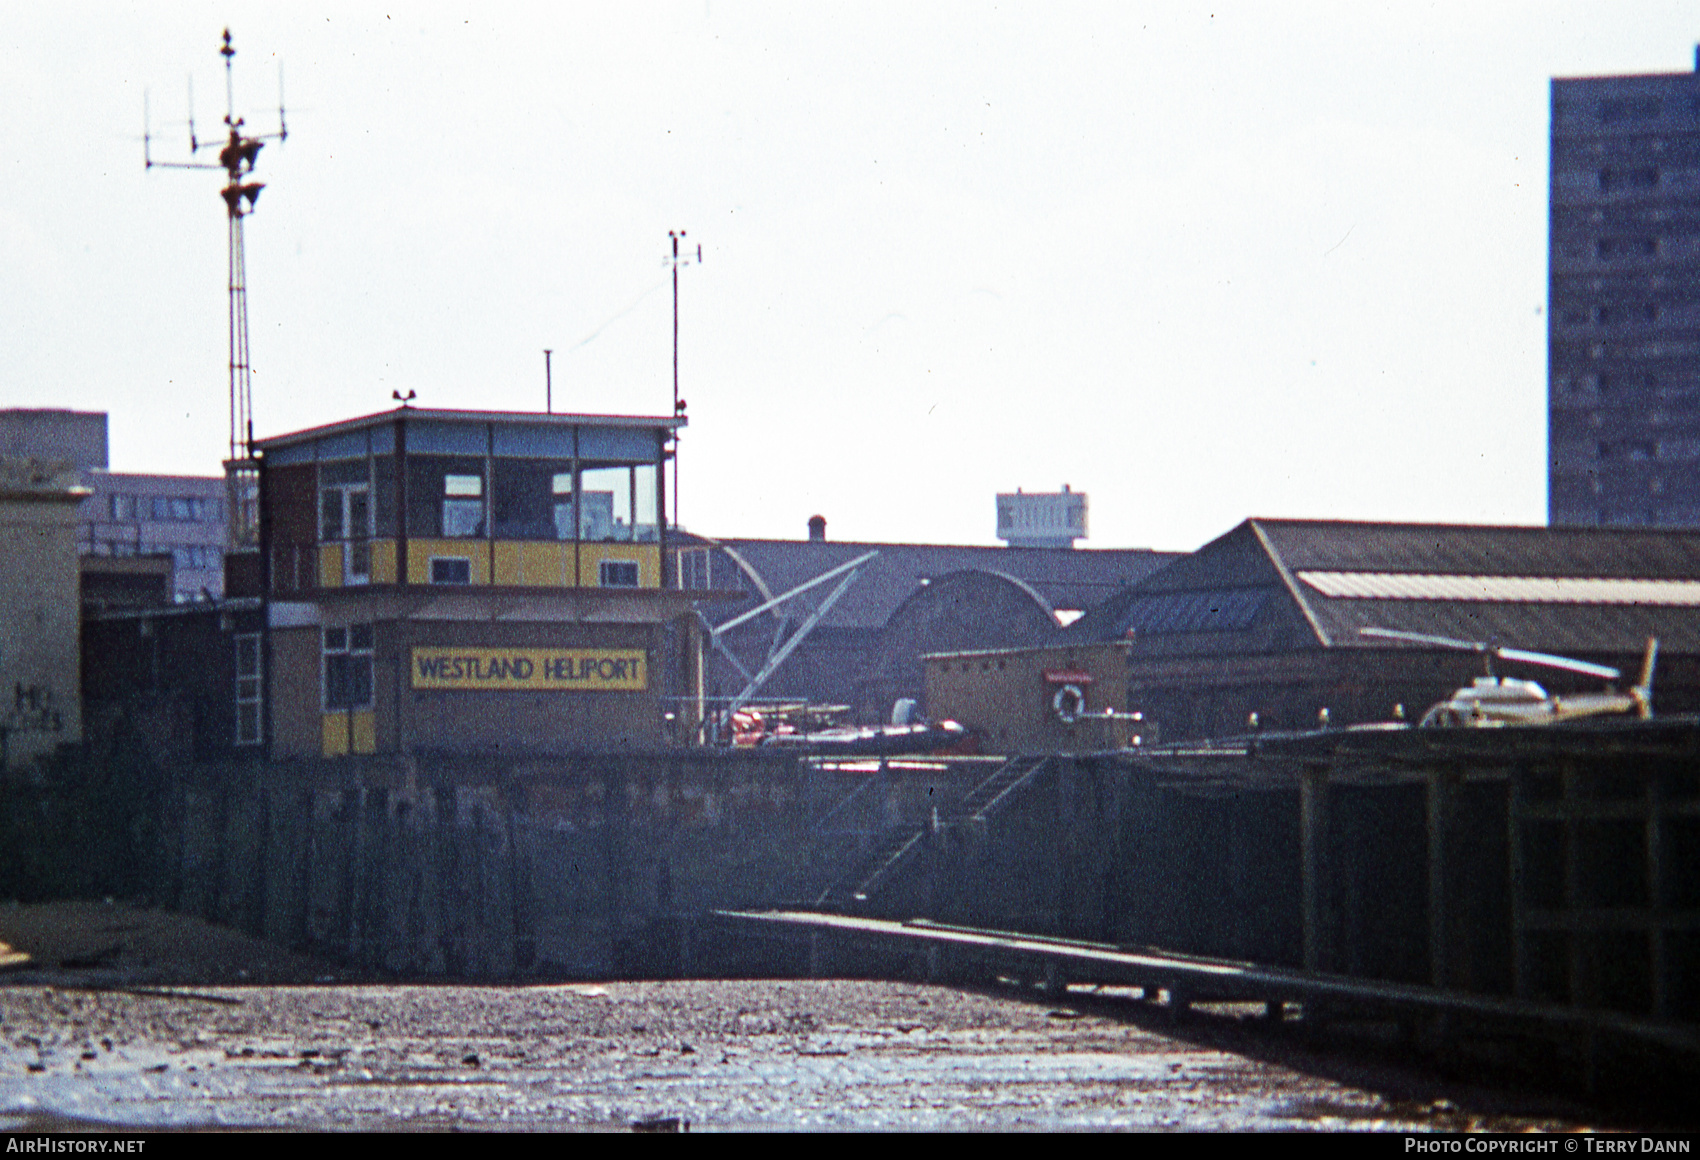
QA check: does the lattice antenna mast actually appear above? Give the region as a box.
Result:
[146,28,287,546]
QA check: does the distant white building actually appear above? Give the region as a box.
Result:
[996,485,1088,549]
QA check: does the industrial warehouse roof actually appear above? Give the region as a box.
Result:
[1293,572,1700,605]
[690,536,1181,632]
[1071,518,1700,656]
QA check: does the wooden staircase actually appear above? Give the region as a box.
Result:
[813,755,1053,911]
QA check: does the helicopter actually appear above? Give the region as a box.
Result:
[1359,627,1659,728]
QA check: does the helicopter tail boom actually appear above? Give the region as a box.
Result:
[1633,637,1659,719]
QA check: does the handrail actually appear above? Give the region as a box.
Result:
[810,767,886,834]
[967,756,1052,823]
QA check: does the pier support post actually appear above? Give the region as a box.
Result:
[1427,770,1455,990]
[1300,767,1329,973]
[1648,772,1669,1018]
[1508,772,1529,1000]
[1562,763,1594,1008]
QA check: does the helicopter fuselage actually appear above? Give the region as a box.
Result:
[1418,676,1643,728]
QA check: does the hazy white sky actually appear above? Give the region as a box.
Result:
[3,3,1697,550]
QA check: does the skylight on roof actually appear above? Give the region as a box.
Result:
[1296,571,1700,605]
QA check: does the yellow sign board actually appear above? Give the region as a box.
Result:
[411,648,647,691]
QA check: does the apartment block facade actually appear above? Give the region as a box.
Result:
[1550,55,1700,526]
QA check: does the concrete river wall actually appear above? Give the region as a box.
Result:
[136,752,1010,978]
[8,722,1699,1033]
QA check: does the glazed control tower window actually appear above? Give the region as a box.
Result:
[321,486,372,581]
[320,460,374,583]
[578,464,659,542]
[323,624,374,710]
[406,457,486,538]
[553,472,576,540]
[492,460,575,540]
[443,475,484,537]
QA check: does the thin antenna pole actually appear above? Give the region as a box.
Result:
[670,230,682,529]
[544,349,553,414]
[222,27,235,118]
[666,229,698,531]
[671,231,681,417]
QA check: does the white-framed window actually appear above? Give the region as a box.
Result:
[443,474,485,538]
[676,548,712,590]
[323,624,374,711]
[321,483,373,584]
[430,556,472,585]
[234,633,262,745]
[578,463,659,543]
[599,559,640,588]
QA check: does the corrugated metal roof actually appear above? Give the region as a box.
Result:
[1296,571,1700,605]
[1118,588,1272,635]
[1254,519,1700,580]
[1085,519,1700,655]
[1312,599,1700,654]
[1245,520,1700,653]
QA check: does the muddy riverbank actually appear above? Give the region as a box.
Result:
[0,902,1650,1132]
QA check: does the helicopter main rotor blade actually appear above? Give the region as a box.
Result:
[1361,627,1622,680]
[1495,648,1620,681]
[1359,627,1489,652]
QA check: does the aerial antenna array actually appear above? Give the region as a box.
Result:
[145,28,288,547]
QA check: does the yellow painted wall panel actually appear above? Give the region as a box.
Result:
[351,710,376,754]
[369,540,398,584]
[401,539,662,588]
[321,712,349,757]
[578,543,661,589]
[523,541,574,587]
[321,710,376,756]
[493,541,524,586]
[493,540,574,587]
[407,538,491,585]
[318,544,342,589]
